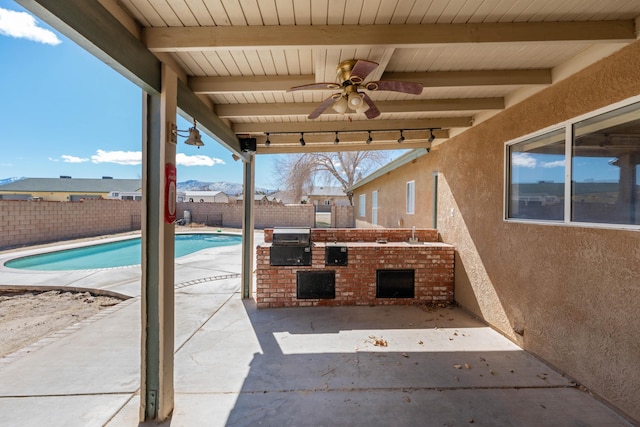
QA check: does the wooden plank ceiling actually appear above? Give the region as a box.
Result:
[111,0,640,153]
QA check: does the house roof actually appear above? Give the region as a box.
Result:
[25,2,640,156]
[348,149,429,192]
[184,191,227,197]
[0,178,142,193]
[307,186,347,197]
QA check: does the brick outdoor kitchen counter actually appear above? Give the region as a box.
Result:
[256,230,454,308]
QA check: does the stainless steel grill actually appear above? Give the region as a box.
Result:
[270,228,312,266]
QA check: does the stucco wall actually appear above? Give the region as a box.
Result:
[435,41,640,420]
[354,152,439,229]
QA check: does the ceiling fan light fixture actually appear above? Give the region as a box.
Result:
[332,96,349,114]
[347,91,363,108]
[355,101,370,114]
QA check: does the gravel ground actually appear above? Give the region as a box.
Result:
[0,290,124,357]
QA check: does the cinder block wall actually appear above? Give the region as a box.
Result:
[0,200,337,250]
[0,199,140,249]
[176,202,316,228]
[331,205,355,228]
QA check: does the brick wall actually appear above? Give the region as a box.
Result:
[256,228,453,308]
[264,228,439,243]
[0,199,140,250]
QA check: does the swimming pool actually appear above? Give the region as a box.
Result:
[4,233,242,271]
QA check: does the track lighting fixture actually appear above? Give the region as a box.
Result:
[261,127,442,147]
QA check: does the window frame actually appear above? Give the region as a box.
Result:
[406,180,415,215]
[504,95,640,231]
[372,190,378,225]
[358,193,366,217]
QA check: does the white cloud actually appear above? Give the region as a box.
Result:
[61,155,89,163]
[47,157,60,162]
[56,150,223,167]
[91,149,142,165]
[542,160,565,168]
[176,153,225,167]
[0,8,61,45]
[511,153,537,168]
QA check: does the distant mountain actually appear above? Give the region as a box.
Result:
[0,177,25,187]
[177,180,274,195]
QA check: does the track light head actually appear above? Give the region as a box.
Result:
[366,130,372,144]
[334,131,339,144]
[428,129,435,143]
[299,133,306,146]
[265,133,271,147]
[397,130,405,143]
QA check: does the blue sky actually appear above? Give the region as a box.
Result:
[0,1,279,187]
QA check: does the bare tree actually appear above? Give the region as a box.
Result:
[274,151,390,205]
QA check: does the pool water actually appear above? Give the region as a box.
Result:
[5,233,242,271]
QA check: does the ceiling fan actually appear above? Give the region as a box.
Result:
[288,59,423,120]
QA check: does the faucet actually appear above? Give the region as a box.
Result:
[409,226,418,243]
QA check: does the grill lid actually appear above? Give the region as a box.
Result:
[272,227,311,246]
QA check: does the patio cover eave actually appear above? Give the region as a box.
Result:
[15,0,243,157]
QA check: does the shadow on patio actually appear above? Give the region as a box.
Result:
[170,298,629,426]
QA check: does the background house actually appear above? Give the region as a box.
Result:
[183,190,229,203]
[0,177,142,202]
[305,186,350,211]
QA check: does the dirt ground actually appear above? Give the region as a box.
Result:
[0,290,124,357]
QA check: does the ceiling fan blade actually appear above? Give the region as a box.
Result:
[365,80,423,95]
[361,93,381,119]
[308,94,341,119]
[288,82,340,92]
[349,60,379,84]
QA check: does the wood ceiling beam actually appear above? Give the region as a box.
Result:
[216,98,503,117]
[253,129,448,154]
[189,75,316,93]
[233,118,471,134]
[190,69,550,93]
[255,129,448,144]
[145,21,635,52]
[383,69,552,87]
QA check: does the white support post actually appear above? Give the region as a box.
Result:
[140,63,177,421]
[241,154,256,299]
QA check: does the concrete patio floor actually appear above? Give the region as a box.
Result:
[0,232,634,426]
